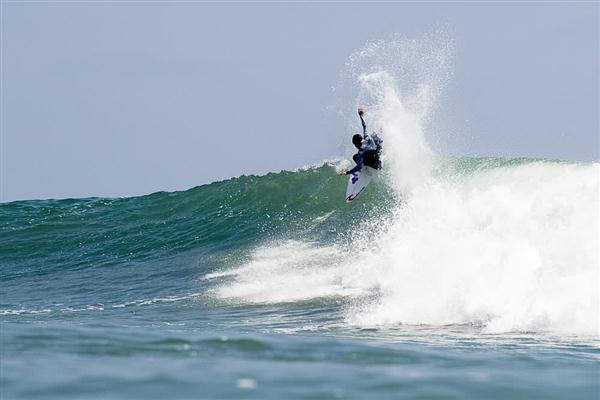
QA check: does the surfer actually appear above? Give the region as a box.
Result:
[337,107,383,176]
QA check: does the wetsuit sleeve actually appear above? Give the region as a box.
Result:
[346,153,363,175]
[360,115,367,138]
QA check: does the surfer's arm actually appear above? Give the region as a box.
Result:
[358,109,367,138]
[345,154,363,175]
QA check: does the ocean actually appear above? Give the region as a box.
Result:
[2,37,599,399]
[1,158,598,399]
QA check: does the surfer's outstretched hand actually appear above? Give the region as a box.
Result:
[337,171,347,176]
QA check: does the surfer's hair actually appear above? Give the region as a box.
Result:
[352,134,363,149]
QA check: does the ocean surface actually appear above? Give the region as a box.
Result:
[1,158,599,399]
[3,36,599,400]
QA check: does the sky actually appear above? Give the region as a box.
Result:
[1,1,598,202]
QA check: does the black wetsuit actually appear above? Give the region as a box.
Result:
[347,115,383,175]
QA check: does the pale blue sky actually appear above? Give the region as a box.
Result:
[2,1,598,201]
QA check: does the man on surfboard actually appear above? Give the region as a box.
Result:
[337,107,383,176]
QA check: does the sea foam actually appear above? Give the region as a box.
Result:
[213,37,599,335]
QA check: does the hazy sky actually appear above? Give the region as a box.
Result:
[2,1,598,202]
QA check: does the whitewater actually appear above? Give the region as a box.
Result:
[2,38,598,399]
[211,37,599,336]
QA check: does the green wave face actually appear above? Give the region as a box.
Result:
[0,157,588,277]
[0,164,391,278]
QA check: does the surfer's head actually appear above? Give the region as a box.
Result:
[352,134,363,149]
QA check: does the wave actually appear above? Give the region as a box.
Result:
[2,157,597,335]
[2,37,597,337]
[0,164,368,276]
[209,159,599,335]
[209,35,598,336]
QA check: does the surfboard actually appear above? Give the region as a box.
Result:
[345,166,376,202]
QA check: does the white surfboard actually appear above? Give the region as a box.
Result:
[345,166,376,202]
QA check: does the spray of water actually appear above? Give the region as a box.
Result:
[347,161,599,334]
[210,36,599,335]
[335,34,453,192]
